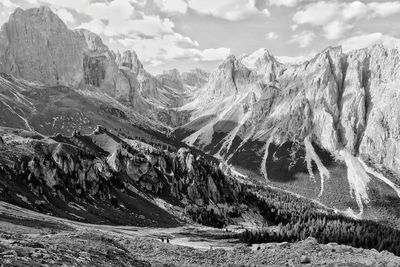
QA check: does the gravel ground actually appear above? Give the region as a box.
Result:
[0,201,400,266]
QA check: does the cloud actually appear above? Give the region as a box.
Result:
[340,32,400,52]
[293,1,400,40]
[77,19,105,35]
[0,0,19,26]
[269,0,303,7]
[369,2,400,17]
[188,0,270,21]
[54,8,75,23]
[290,31,316,48]
[154,0,188,14]
[102,14,175,37]
[38,0,91,11]
[265,32,278,40]
[117,33,230,64]
[323,20,352,40]
[293,1,339,26]
[197,48,231,61]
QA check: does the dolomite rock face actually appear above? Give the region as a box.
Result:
[157,69,185,91]
[0,7,85,87]
[0,7,119,94]
[181,68,210,88]
[176,44,400,182]
[76,29,119,95]
[355,45,400,171]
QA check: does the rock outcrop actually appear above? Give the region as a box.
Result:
[0,126,241,225]
[181,68,210,88]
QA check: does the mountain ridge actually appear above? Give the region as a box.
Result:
[1,6,400,226]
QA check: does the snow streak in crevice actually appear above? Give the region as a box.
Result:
[339,149,370,216]
[304,136,330,197]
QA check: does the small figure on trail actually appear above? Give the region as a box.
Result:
[166,238,170,243]
[161,237,164,242]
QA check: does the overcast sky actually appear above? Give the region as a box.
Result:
[1,0,400,74]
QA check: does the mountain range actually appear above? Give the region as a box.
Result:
[1,6,400,234]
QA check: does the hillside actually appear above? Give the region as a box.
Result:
[1,5,400,266]
[174,46,400,223]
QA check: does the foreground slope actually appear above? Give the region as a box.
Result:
[1,201,400,266]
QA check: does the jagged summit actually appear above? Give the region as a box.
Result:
[0,6,85,87]
[117,50,144,75]
[240,48,276,69]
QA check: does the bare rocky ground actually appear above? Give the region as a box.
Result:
[0,202,399,267]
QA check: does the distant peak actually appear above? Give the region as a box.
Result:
[224,54,237,62]
[163,68,180,76]
[118,50,144,73]
[240,48,276,70]
[8,6,67,30]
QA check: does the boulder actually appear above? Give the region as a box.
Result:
[300,255,311,264]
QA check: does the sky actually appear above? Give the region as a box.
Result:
[1,0,400,74]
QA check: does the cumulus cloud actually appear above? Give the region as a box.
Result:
[265,32,278,40]
[0,0,19,26]
[340,32,400,52]
[66,0,228,65]
[369,2,400,17]
[117,33,230,64]
[293,1,339,26]
[293,1,400,40]
[77,19,105,35]
[154,0,188,14]
[269,0,303,7]
[188,0,270,21]
[54,8,75,23]
[290,31,316,48]
[323,20,353,40]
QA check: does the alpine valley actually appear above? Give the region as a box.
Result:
[1,6,400,267]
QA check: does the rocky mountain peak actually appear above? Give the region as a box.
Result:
[202,54,256,100]
[118,50,144,74]
[240,48,276,69]
[0,6,86,86]
[10,6,66,32]
[156,68,184,90]
[163,68,181,78]
[181,68,210,88]
[75,28,109,53]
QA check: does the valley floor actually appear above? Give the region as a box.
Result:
[0,202,399,266]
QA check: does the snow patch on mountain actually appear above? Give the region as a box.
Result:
[260,137,273,182]
[360,160,400,198]
[304,137,330,198]
[240,48,270,69]
[339,150,370,216]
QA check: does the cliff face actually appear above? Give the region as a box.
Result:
[0,126,243,226]
[0,7,198,129]
[0,7,86,87]
[175,45,400,218]
[177,45,400,170]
